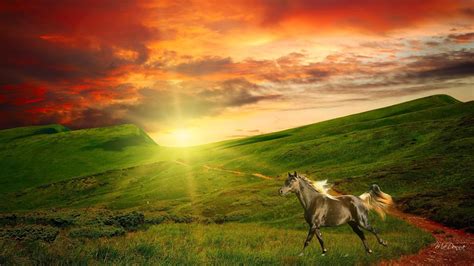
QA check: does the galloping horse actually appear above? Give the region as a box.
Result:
[279,171,393,256]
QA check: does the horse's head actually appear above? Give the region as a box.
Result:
[279,171,300,196]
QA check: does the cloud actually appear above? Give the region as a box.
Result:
[0,77,281,130]
[125,78,281,128]
[307,50,474,100]
[253,0,470,34]
[172,57,234,76]
[197,78,281,106]
[446,32,474,43]
[0,1,157,85]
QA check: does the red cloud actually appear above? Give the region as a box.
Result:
[0,1,157,85]
[252,0,470,34]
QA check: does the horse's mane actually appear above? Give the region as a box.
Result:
[298,174,338,200]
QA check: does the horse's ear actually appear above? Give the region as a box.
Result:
[294,171,297,176]
[288,172,291,177]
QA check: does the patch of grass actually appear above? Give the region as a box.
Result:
[94,245,120,262]
[134,242,156,259]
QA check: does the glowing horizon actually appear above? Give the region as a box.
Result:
[1,1,473,146]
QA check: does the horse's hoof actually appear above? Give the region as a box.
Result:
[299,252,304,257]
[381,241,388,247]
[367,249,373,254]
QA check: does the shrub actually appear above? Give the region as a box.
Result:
[0,213,75,228]
[145,216,166,225]
[167,214,195,223]
[106,211,145,230]
[25,216,74,228]
[69,226,125,239]
[0,225,59,242]
[0,214,17,226]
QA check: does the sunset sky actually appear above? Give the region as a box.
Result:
[1,0,473,146]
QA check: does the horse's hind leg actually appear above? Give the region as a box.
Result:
[359,223,388,246]
[315,228,327,255]
[348,222,372,254]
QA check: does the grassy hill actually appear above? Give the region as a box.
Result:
[0,124,161,193]
[0,94,472,264]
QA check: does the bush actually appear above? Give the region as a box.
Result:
[69,226,125,239]
[167,214,195,223]
[0,213,74,227]
[0,225,59,242]
[26,216,74,228]
[106,211,145,230]
[0,214,17,226]
[145,216,167,225]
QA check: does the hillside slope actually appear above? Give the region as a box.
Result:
[1,94,472,231]
[0,124,160,193]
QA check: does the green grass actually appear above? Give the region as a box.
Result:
[0,94,472,264]
[0,217,433,265]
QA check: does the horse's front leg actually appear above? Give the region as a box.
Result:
[299,225,317,256]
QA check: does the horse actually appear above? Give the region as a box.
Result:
[279,171,393,256]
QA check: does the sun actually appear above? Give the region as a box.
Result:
[171,128,192,146]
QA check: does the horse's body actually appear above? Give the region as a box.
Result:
[279,172,393,256]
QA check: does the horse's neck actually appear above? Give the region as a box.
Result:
[295,181,322,211]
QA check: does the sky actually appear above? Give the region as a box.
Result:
[1,0,473,146]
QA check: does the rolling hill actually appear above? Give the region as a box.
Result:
[0,124,161,193]
[0,94,472,264]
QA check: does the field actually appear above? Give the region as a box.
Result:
[0,94,472,264]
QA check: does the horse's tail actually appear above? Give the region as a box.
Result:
[359,184,393,220]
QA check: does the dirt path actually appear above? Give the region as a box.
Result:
[174,160,190,167]
[174,161,273,180]
[251,173,272,180]
[380,209,473,265]
[203,165,273,180]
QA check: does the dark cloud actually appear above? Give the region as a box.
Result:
[0,78,281,131]
[407,62,474,80]
[309,50,474,100]
[0,1,157,85]
[198,78,281,106]
[446,32,474,43]
[461,7,474,17]
[172,57,233,76]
